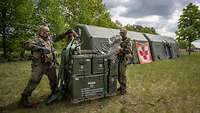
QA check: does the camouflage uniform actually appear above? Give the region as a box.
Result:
[117,36,131,94]
[21,33,66,97]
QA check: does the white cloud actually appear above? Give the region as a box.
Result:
[111,16,136,25]
[109,6,127,16]
[103,0,200,38]
[157,10,182,38]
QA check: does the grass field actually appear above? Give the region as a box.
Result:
[0,52,200,113]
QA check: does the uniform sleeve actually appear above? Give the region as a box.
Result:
[24,39,36,50]
[51,32,66,42]
[122,38,132,54]
[24,38,43,51]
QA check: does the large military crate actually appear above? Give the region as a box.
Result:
[67,54,118,103]
[69,55,92,76]
[83,74,107,100]
[68,74,107,103]
[92,55,109,74]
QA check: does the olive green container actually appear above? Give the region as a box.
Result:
[92,54,109,74]
[67,54,118,103]
[68,74,107,103]
[69,55,92,76]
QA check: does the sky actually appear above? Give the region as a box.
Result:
[103,0,200,38]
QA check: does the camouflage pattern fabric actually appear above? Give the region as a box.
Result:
[22,33,66,97]
[117,37,132,93]
[22,63,57,96]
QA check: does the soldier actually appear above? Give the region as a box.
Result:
[19,25,72,107]
[117,28,132,95]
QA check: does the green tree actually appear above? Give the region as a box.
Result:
[35,0,66,33]
[0,0,67,59]
[63,0,117,28]
[115,20,123,28]
[176,3,200,55]
[0,0,35,59]
[32,0,67,50]
[124,24,158,34]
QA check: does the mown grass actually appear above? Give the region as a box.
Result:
[0,52,200,113]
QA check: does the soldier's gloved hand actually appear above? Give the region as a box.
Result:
[40,47,50,54]
[36,46,50,54]
[33,45,50,54]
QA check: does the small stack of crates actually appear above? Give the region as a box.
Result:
[67,54,118,103]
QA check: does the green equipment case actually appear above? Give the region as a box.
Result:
[108,60,118,76]
[69,55,92,76]
[92,55,118,96]
[67,54,110,103]
[56,37,118,104]
[92,54,109,74]
[69,74,107,103]
[83,74,107,100]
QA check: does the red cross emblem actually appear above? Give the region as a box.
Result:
[136,42,152,64]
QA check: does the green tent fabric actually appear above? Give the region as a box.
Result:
[144,33,179,60]
[144,33,168,60]
[75,24,118,52]
[161,36,180,58]
[75,24,152,64]
[75,24,179,62]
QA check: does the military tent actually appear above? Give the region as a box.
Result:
[144,33,180,60]
[75,24,152,64]
[143,33,168,60]
[75,24,116,53]
[161,36,180,58]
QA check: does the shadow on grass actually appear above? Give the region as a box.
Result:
[1,95,114,113]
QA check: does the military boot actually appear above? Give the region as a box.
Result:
[117,87,121,91]
[120,89,127,95]
[47,89,58,100]
[45,89,60,105]
[18,95,32,108]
